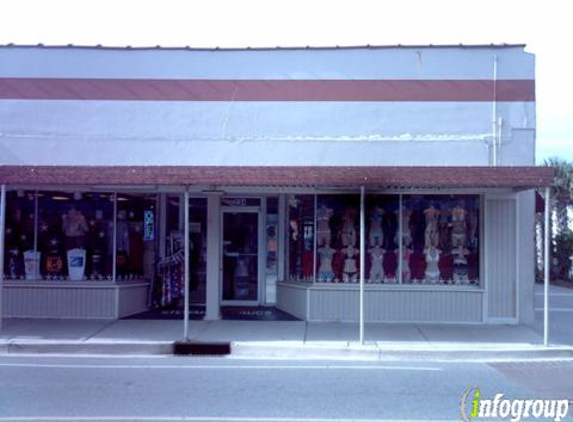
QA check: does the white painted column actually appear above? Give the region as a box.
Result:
[0,185,6,333]
[112,192,117,283]
[277,195,286,283]
[205,194,221,320]
[359,186,365,344]
[544,186,550,347]
[183,190,190,340]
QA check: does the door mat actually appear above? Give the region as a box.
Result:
[124,306,300,321]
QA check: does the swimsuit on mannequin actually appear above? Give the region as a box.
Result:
[424,246,441,283]
[451,205,468,248]
[316,204,334,247]
[369,208,384,247]
[452,245,469,266]
[342,245,358,283]
[368,245,384,283]
[317,246,336,282]
[401,208,412,247]
[423,205,440,249]
[341,208,357,247]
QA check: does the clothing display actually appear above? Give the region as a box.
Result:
[317,246,336,282]
[402,248,412,282]
[341,209,357,247]
[156,249,185,307]
[368,246,384,283]
[342,246,358,283]
[369,208,384,247]
[424,247,441,282]
[451,205,468,248]
[423,205,440,249]
[67,248,86,281]
[316,205,334,247]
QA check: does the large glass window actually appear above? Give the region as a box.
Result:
[315,194,361,283]
[401,194,480,285]
[287,195,314,282]
[365,195,400,284]
[284,192,480,287]
[3,190,36,280]
[37,191,114,281]
[115,193,157,281]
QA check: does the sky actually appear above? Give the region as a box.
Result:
[0,0,571,163]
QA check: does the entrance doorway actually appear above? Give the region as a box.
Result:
[221,208,261,304]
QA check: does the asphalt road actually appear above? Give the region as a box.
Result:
[1,355,571,422]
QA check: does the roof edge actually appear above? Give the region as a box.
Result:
[0,43,528,52]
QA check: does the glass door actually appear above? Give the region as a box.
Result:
[221,209,260,304]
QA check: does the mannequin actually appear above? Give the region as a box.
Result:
[401,207,412,247]
[341,207,357,247]
[342,244,359,283]
[451,204,468,248]
[317,245,336,282]
[62,205,89,249]
[424,245,441,283]
[368,245,385,283]
[452,245,470,266]
[369,207,384,247]
[316,204,334,248]
[402,248,412,283]
[423,204,440,249]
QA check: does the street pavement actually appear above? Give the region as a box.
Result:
[2,355,569,421]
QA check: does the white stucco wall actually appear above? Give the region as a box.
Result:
[0,45,535,167]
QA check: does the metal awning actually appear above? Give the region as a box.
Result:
[0,165,554,189]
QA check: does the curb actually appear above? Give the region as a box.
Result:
[2,341,173,355]
[232,343,573,361]
[2,341,573,361]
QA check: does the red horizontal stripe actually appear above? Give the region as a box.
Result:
[0,78,534,101]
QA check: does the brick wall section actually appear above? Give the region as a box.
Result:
[0,166,554,188]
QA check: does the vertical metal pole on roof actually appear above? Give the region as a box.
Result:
[0,185,6,334]
[543,186,550,347]
[112,192,117,283]
[359,186,365,345]
[33,191,38,280]
[183,189,190,341]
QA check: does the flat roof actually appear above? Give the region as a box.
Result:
[0,166,553,189]
[0,43,527,51]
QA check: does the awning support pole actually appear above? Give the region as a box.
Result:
[112,192,117,283]
[0,184,6,334]
[183,189,190,341]
[359,185,365,345]
[544,186,550,347]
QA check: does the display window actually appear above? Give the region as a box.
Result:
[401,194,480,285]
[37,191,114,280]
[315,194,361,283]
[365,195,400,284]
[115,193,157,280]
[3,190,36,280]
[287,195,315,282]
[284,192,480,287]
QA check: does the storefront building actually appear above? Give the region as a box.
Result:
[0,44,552,325]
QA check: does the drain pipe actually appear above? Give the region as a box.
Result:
[183,189,190,341]
[359,185,365,344]
[0,184,5,334]
[492,54,498,166]
[543,187,550,346]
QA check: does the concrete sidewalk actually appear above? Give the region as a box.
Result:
[1,283,571,360]
[1,317,572,361]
